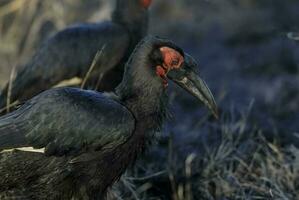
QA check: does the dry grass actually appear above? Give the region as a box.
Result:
[104,106,299,199]
[0,0,104,87]
[287,32,299,41]
[81,45,106,90]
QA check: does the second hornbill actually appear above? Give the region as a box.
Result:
[0,0,152,110]
[0,36,218,199]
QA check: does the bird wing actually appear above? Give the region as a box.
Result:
[0,88,135,157]
[0,22,130,105]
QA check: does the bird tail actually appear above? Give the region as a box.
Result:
[0,111,27,150]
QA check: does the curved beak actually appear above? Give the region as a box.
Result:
[168,55,219,119]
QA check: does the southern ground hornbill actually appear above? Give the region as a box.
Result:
[0,0,152,111]
[0,36,218,199]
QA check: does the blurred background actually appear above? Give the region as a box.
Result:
[0,0,298,199]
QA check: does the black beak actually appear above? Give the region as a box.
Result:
[168,54,219,119]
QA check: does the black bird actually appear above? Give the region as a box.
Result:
[0,36,218,199]
[0,0,152,110]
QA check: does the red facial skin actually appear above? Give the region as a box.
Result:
[156,47,184,88]
[141,0,152,8]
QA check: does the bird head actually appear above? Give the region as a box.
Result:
[115,0,153,11]
[147,38,218,118]
[113,0,152,38]
[118,36,218,118]
[140,0,152,9]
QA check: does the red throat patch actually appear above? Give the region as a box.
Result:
[141,0,152,8]
[156,47,184,88]
[156,65,168,88]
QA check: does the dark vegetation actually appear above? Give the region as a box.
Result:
[0,0,298,199]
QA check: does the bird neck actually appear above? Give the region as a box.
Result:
[122,87,167,121]
[116,66,167,135]
[112,2,149,47]
[118,77,167,123]
[115,38,170,140]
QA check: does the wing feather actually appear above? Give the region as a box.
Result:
[0,22,130,105]
[0,88,135,156]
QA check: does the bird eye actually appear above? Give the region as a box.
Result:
[171,59,179,66]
